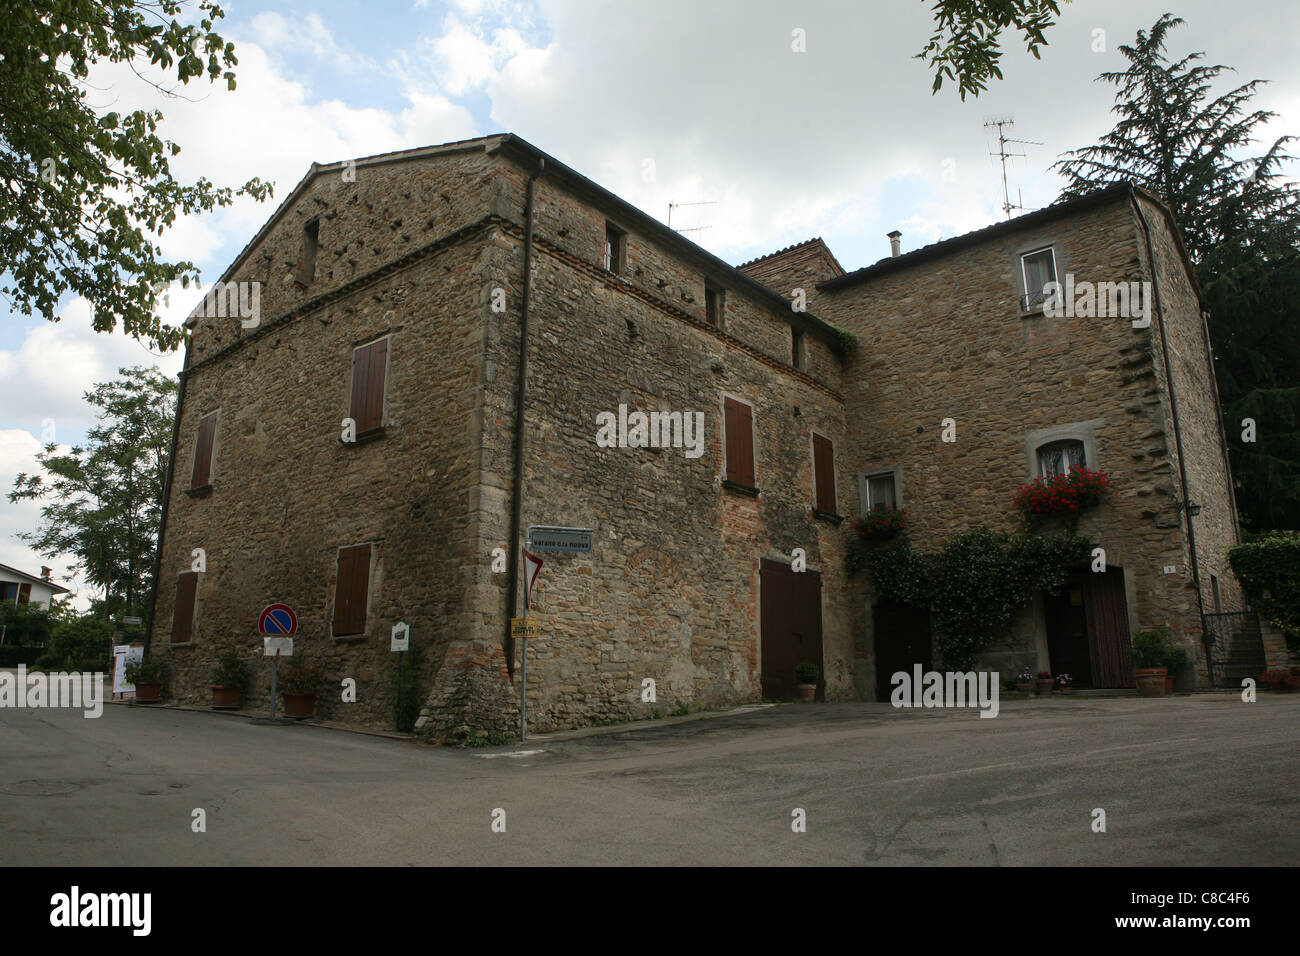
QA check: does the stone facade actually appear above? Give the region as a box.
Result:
[147,134,1242,736]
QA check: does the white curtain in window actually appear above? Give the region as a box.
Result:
[1039,441,1086,477]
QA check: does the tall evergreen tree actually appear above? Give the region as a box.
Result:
[1054,13,1300,530]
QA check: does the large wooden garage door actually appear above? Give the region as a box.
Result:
[760,559,823,700]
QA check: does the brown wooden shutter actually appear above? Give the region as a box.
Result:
[350,339,388,434]
[724,398,755,488]
[17,583,31,605]
[190,412,218,489]
[813,433,836,513]
[171,572,198,643]
[333,544,372,636]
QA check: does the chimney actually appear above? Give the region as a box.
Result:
[887,230,902,258]
[40,566,51,580]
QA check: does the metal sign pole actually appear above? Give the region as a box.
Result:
[520,635,527,743]
[270,648,280,720]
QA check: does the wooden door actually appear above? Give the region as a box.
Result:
[872,602,933,702]
[1045,576,1092,687]
[760,559,823,700]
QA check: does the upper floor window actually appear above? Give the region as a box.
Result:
[1037,439,1085,477]
[171,571,200,643]
[603,221,626,273]
[863,472,897,511]
[190,410,219,491]
[723,396,756,491]
[298,217,320,285]
[812,433,836,514]
[705,283,724,327]
[1020,246,1057,312]
[349,337,390,436]
[792,328,807,371]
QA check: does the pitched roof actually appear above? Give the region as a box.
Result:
[0,563,70,594]
[738,237,845,275]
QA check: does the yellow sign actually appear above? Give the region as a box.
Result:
[511,617,538,639]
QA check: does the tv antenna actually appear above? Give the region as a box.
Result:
[668,200,718,234]
[984,115,1041,219]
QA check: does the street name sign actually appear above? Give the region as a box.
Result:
[525,526,593,553]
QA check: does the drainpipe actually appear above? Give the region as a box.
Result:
[1199,307,1243,546]
[143,346,190,657]
[504,156,545,676]
[1131,192,1208,670]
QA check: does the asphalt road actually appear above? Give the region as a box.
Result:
[1,693,1296,865]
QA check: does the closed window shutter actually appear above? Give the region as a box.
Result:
[813,434,836,512]
[171,572,198,643]
[191,412,218,489]
[724,398,755,487]
[333,544,371,636]
[350,339,388,433]
[17,583,31,605]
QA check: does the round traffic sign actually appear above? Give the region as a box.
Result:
[258,603,298,635]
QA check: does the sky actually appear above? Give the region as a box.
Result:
[2,0,1298,608]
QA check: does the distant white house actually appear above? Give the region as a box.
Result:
[0,563,70,611]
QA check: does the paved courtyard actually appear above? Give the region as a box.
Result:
[1,693,1296,865]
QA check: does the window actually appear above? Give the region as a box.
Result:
[723,397,756,490]
[1037,439,1086,477]
[298,217,320,284]
[0,583,17,603]
[171,571,199,643]
[17,583,31,605]
[792,328,807,371]
[864,472,897,511]
[349,337,389,435]
[190,411,219,490]
[333,544,373,636]
[1211,574,1222,614]
[705,283,724,327]
[603,221,625,273]
[1020,246,1057,311]
[812,434,836,513]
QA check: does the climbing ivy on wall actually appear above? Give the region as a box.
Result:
[851,526,1095,670]
[1228,531,1300,647]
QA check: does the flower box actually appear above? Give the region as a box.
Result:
[1014,465,1112,520]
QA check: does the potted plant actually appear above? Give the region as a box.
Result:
[1013,465,1112,525]
[1130,627,1171,698]
[850,505,907,542]
[793,661,820,702]
[125,657,169,703]
[1056,673,1074,695]
[278,658,324,717]
[211,649,250,709]
[1035,670,1055,696]
[1015,667,1034,694]
[1161,644,1189,695]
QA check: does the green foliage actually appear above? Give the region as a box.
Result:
[834,327,859,355]
[461,731,511,748]
[9,367,177,618]
[125,655,169,684]
[0,602,54,647]
[1229,532,1300,642]
[211,649,249,689]
[277,658,323,695]
[0,647,44,667]
[794,661,820,683]
[917,0,1062,100]
[1054,14,1300,529]
[0,1,272,350]
[863,528,1094,670]
[1130,626,1175,669]
[392,647,421,733]
[670,702,690,717]
[45,615,114,670]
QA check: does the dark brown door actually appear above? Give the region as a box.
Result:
[872,602,932,702]
[1045,576,1092,688]
[760,559,823,700]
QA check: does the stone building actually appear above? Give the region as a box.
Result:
[145,133,1242,737]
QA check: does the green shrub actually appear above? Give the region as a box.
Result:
[125,656,169,684]
[1131,627,1175,669]
[0,646,43,667]
[794,661,820,683]
[1229,531,1300,647]
[0,602,53,647]
[46,616,114,670]
[277,658,323,694]
[211,650,250,689]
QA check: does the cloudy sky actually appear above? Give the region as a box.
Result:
[3,0,1297,606]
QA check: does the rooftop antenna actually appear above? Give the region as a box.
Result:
[983,115,1041,219]
[668,200,718,234]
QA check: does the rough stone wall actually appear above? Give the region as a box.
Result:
[1134,193,1244,633]
[739,239,844,318]
[815,197,1218,696]
[472,161,852,732]
[151,222,489,728]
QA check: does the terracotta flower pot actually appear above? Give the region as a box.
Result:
[1035,678,1055,696]
[133,681,163,703]
[282,692,317,718]
[1134,668,1168,698]
[1015,681,1033,694]
[1163,675,1174,695]
[796,683,817,702]
[211,685,241,709]
[1058,685,1073,695]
